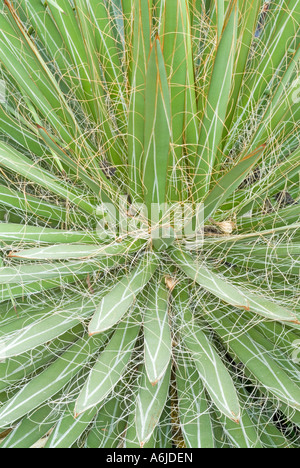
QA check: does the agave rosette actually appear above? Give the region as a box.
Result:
[0,0,299,448]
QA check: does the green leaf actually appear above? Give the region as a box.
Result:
[160,0,192,200]
[221,0,261,137]
[0,294,104,358]
[239,0,300,120]
[0,404,55,448]
[85,394,126,448]
[0,260,113,286]
[124,379,158,448]
[207,310,300,412]
[76,311,141,414]
[0,105,45,157]
[0,185,83,224]
[143,38,171,210]
[178,302,240,422]
[45,403,98,449]
[79,0,127,127]
[135,362,171,447]
[170,248,300,324]
[0,224,102,245]
[203,144,266,220]
[176,351,214,448]
[218,409,262,449]
[0,334,106,427]
[233,144,300,218]
[170,248,250,308]
[144,275,172,384]
[237,204,300,233]
[46,0,66,13]
[45,0,99,123]
[8,238,145,260]
[0,141,95,215]
[89,253,158,334]
[36,125,114,199]
[128,0,152,201]
[0,326,83,392]
[192,2,238,201]
[0,274,84,305]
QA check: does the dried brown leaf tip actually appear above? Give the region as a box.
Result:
[165,275,177,291]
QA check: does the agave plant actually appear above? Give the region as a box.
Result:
[0,0,299,449]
